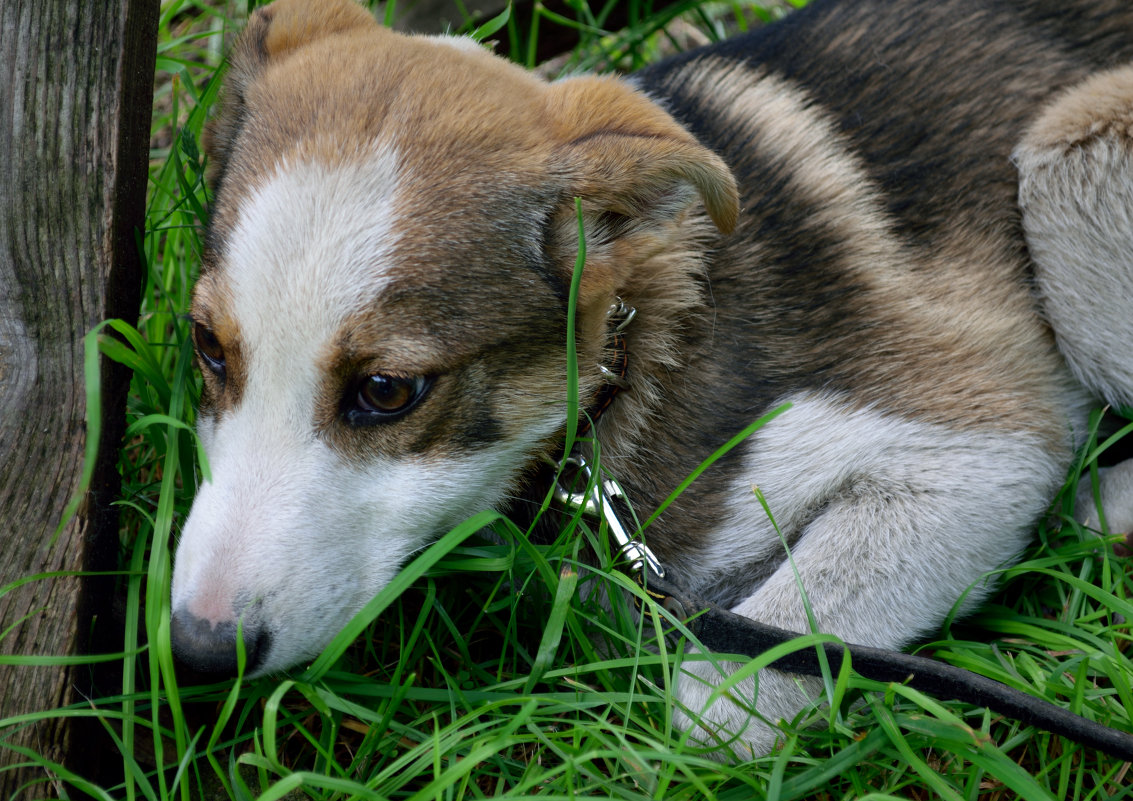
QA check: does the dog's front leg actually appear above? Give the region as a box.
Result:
[671,412,1062,756]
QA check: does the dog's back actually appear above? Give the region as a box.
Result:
[645,0,1133,211]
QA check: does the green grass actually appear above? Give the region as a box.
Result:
[4,1,1133,798]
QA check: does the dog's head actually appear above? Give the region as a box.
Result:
[171,0,737,676]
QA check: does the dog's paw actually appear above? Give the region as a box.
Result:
[672,653,821,758]
[1076,458,1133,555]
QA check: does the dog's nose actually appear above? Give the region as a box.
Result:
[169,608,268,676]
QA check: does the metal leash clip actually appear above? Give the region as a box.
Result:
[606,296,637,333]
[551,451,665,580]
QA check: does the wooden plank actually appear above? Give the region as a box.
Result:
[0,0,157,794]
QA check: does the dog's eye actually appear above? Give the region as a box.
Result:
[346,374,430,424]
[193,323,226,377]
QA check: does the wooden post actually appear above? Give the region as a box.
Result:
[0,0,157,794]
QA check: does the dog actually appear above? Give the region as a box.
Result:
[170,0,1133,755]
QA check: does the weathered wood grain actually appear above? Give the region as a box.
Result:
[0,0,157,794]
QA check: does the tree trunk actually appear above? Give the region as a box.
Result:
[0,0,157,795]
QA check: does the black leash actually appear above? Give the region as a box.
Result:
[642,568,1133,761]
[562,298,1133,761]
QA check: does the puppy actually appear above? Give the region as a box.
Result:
[170,0,1133,754]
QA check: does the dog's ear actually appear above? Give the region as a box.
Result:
[203,0,376,192]
[546,75,739,235]
[543,76,739,365]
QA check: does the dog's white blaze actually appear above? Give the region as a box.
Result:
[173,147,549,674]
[227,147,404,390]
[672,392,1066,754]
